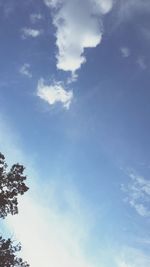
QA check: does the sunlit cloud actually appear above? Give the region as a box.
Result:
[37,79,73,110]
[44,0,113,72]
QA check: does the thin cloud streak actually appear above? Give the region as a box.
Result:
[122,170,150,217]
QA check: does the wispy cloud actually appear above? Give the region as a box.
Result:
[115,0,150,22]
[137,57,147,70]
[21,28,42,39]
[116,246,150,267]
[19,63,32,78]
[44,0,113,72]
[30,13,43,23]
[120,47,130,58]
[141,27,150,41]
[37,79,73,110]
[67,72,78,84]
[0,0,15,17]
[122,170,150,217]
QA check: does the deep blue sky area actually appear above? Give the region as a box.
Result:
[1,1,150,267]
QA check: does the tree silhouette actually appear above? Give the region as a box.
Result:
[0,152,29,267]
[0,152,29,219]
[0,237,29,267]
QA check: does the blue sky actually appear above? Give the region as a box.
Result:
[1,0,150,266]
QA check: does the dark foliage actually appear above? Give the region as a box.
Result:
[0,152,29,219]
[0,152,30,266]
[0,237,29,267]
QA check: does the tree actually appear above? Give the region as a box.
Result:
[0,152,29,267]
[0,237,29,267]
[0,152,29,219]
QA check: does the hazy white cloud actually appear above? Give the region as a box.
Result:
[120,47,130,58]
[37,79,73,109]
[21,28,41,39]
[19,63,32,78]
[30,13,43,23]
[44,0,113,72]
[0,115,94,267]
[122,170,150,217]
[6,185,94,267]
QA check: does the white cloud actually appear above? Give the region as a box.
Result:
[122,170,150,217]
[37,79,73,109]
[44,0,113,72]
[21,28,41,39]
[120,47,130,58]
[30,13,43,23]
[19,63,32,78]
